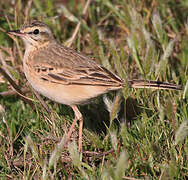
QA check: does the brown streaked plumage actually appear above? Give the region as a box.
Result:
[7,20,182,151]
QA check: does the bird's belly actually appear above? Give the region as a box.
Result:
[24,68,120,105]
[23,59,122,105]
[28,78,113,105]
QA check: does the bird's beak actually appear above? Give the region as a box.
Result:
[6,30,25,37]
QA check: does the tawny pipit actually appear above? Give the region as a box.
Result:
[7,21,181,151]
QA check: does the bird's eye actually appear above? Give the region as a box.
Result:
[33,29,39,35]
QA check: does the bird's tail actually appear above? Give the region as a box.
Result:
[128,79,182,90]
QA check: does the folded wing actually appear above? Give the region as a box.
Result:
[32,43,123,88]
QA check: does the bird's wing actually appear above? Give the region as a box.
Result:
[31,43,123,87]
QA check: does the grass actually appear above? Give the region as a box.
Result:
[0,0,188,179]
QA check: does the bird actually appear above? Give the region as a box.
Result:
[7,20,182,151]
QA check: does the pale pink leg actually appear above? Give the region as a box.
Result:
[65,105,83,152]
[78,114,83,152]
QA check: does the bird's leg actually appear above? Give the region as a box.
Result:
[65,111,78,145]
[65,105,83,152]
[78,112,83,152]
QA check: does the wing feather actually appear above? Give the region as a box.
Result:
[31,43,123,87]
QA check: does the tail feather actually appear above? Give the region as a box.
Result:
[128,79,182,90]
